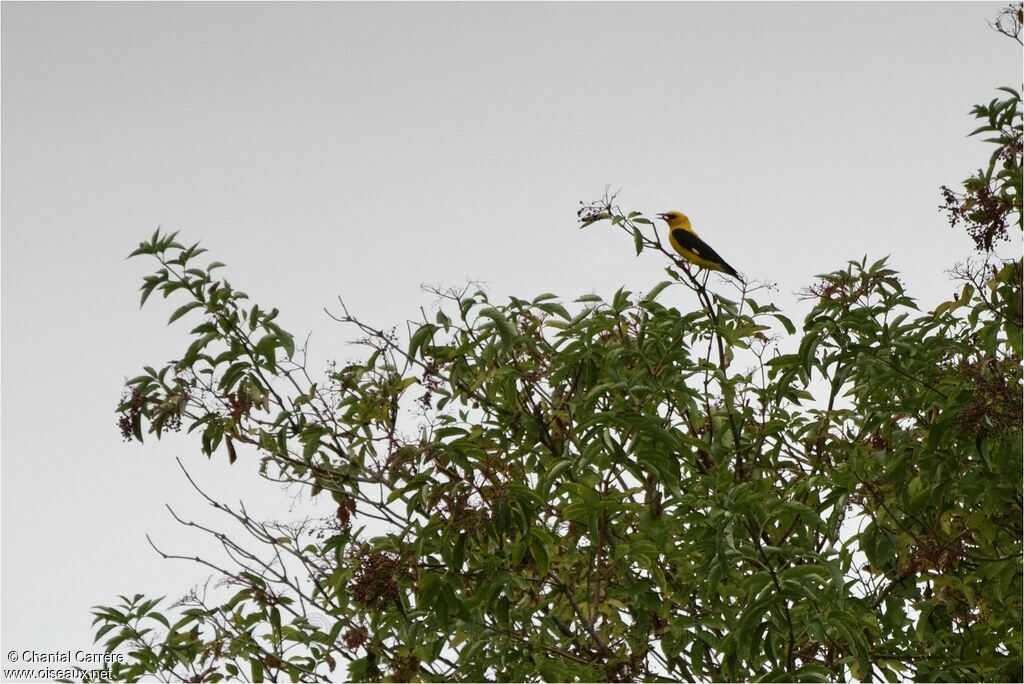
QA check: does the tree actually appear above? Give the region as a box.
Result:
[94,34,1021,684]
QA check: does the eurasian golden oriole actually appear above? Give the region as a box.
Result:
[657,211,741,281]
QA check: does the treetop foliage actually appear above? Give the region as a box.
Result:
[95,23,1021,684]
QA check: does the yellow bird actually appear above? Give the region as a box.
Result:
[657,211,741,281]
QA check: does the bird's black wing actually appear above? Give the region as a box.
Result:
[671,228,739,277]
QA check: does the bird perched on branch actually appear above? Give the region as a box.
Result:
[657,211,742,281]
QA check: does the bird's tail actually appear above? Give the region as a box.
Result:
[721,261,743,282]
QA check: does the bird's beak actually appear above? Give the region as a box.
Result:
[656,213,668,221]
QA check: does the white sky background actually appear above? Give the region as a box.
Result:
[2,0,1021,670]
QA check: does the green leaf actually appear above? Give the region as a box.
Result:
[773,313,796,335]
[491,591,510,628]
[529,535,549,575]
[168,301,204,324]
[537,301,572,321]
[976,436,993,469]
[644,281,673,303]
[478,307,516,347]
[452,532,466,571]
[408,323,438,358]
[540,459,573,496]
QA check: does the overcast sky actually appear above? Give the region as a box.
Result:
[2,0,1021,672]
